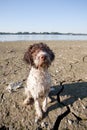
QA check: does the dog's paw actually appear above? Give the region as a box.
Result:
[35,112,43,123]
[35,116,42,123]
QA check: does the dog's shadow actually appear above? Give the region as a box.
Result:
[48,81,87,113]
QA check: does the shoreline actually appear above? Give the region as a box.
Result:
[1,39,87,42]
[0,34,87,41]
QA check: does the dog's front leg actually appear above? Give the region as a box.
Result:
[42,93,48,113]
[34,99,42,122]
[23,89,32,105]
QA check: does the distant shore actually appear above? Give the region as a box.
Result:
[0,32,87,35]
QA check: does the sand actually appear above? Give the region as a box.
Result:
[0,41,87,130]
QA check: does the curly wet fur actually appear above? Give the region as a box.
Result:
[23,42,55,122]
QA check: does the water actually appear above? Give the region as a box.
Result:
[0,34,87,41]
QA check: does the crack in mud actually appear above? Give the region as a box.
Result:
[52,83,85,130]
[53,106,70,130]
[82,55,87,62]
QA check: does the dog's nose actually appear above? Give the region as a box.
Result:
[40,55,47,60]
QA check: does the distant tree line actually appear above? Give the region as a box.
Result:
[0,32,87,35]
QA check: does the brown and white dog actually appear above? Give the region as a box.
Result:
[23,42,55,122]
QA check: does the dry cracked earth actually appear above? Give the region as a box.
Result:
[0,41,87,130]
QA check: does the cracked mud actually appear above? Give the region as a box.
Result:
[0,41,87,130]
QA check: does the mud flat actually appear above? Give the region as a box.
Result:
[0,41,87,130]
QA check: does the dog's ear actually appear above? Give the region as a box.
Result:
[47,48,55,62]
[24,45,34,65]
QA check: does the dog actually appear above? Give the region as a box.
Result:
[23,42,55,122]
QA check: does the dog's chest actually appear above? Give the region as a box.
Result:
[27,67,51,92]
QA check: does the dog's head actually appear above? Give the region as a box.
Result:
[24,42,55,69]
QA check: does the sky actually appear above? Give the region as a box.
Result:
[0,0,87,33]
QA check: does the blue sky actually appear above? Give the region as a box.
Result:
[0,0,87,33]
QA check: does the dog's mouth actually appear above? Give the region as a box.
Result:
[37,60,50,69]
[40,54,51,66]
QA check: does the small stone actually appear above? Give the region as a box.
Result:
[81,104,85,109]
[56,70,58,73]
[41,122,48,128]
[78,98,81,101]
[68,120,72,125]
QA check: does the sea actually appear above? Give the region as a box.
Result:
[0,34,87,41]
